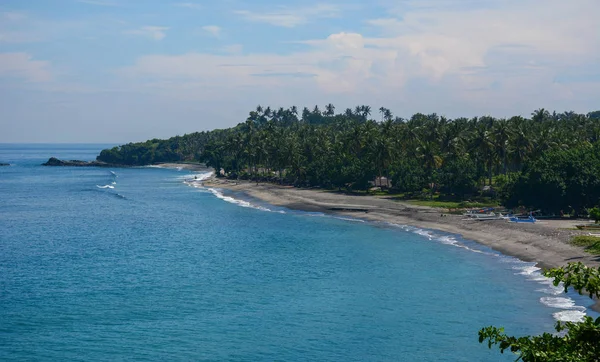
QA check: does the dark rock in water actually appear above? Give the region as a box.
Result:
[0,163,9,166]
[42,157,114,167]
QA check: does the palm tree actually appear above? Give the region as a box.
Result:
[469,123,494,185]
[532,108,550,123]
[313,105,321,115]
[379,107,387,122]
[301,107,310,122]
[325,103,335,117]
[362,105,372,119]
[491,119,512,174]
[507,118,532,171]
[417,141,443,198]
[384,109,393,122]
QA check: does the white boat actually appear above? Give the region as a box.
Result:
[473,212,505,221]
[462,212,505,221]
[463,208,497,218]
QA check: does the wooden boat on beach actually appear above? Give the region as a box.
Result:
[463,208,495,217]
[463,211,506,221]
[474,213,506,221]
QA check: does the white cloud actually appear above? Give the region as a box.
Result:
[118,32,402,98]
[235,4,340,27]
[125,26,169,41]
[0,53,52,82]
[202,25,221,38]
[6,0,599,127]
[117,0,600,118]
[362,0,600,81]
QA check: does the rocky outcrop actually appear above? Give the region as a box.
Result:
[42,157,115,167]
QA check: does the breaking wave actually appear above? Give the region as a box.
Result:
[387,223,587,323]
[182,172,284,214]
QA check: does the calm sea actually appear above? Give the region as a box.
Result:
[0,144,596,361]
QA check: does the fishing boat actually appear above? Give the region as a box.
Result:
[462,211,505,221]
[463,207,496,218]
[473,213,506,221]
[509,215,537,223]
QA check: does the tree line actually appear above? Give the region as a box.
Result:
[97,106,600,215]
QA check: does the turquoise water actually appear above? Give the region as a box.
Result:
[0,144,596,361]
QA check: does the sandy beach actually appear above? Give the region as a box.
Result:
[204,176,600,271]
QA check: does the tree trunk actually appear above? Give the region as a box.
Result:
[502,147,507,175]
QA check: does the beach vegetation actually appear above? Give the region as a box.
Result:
[570,236,600,255]
[96,106,600,213]
[480,262,600,361]
[505,144,600,217]
[588,207,600,224]
[407,199,499,209]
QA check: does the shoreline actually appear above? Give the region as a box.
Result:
[202,175,600,312]
[152,162,208,171]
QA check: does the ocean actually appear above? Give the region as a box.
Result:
[0,144,597,361]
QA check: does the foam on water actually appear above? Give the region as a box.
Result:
[207,188,285,213]
[182,172,286,214]
[96,185,115,189]
[540,297,585,310]
[510,264,586,322]
[386,223,587,323]
[553,310,587,322]
[181,171,213,186]
[334,216,366,223]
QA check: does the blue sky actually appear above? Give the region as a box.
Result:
[1,0,599,142]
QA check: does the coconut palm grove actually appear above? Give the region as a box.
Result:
[97,106,600,216]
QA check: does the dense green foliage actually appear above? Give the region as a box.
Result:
[480,263,600,361]
[97,105,600,212]
[97,132,214,165]
[589,208,600,224]
[505,143,600,215]
[570,236,600,255]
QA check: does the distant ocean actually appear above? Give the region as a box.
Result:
[1,144,597,361]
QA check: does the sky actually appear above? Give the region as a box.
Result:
[1,0,599,143]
